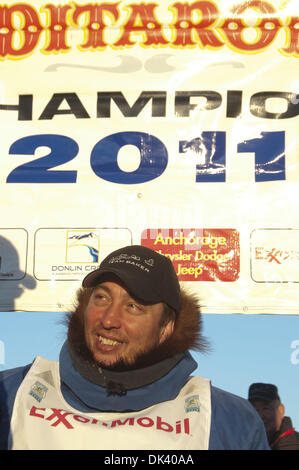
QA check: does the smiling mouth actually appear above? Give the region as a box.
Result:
[98,335,122,347]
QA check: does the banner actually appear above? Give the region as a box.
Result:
[0,0,298,314]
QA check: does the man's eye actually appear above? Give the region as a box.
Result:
[129,303,137,309]
[128,302,142,312]
[94,293,108,302]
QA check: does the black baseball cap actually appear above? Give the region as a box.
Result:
[82,245,181,314]
[248,383,280,402]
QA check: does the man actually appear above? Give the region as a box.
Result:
[248,383,299,450]
[0,245,269,450]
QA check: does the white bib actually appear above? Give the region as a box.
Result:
[10,357,211,450]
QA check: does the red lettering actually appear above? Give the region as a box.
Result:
[175,420,181,433]
[46,408,74,429]
[0,4,42,57]
[171,1,224,48]
[73,415,90,423]
[29,406,45,419]
[42,4,72,52]
[156,416,173,432]
[136,417,154,427]
[114,3,168,46]
[184,418,190,434]
[110,418,135,427]
[255,248,264,260]
[0,2,292,60]
[282,16,299,55]
[71,3,119,49]
[221,1,281,51]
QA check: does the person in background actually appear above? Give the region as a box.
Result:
[248,382,299,450]
[0,245,269,450]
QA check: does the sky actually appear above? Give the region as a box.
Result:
[0,310,298,431]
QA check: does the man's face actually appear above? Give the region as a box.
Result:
[251,399,285,439]
[83,280,174,369]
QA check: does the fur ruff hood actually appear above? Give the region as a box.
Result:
[67,286,208,369]
[150,287,208,361]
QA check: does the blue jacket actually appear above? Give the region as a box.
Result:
[0,343,269,450]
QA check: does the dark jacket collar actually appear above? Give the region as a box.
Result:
[59,341,197,412]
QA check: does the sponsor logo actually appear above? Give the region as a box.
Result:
[255,247,299,265]
[141,228,240,282]
[251,229,299,282]
[66,231,99,263]
[34,227,132,280]
[29,381,48,403]
[185,395,201,413]
[29,406,190,434]
[0,229,28,280]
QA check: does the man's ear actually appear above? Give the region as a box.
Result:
[278,403,285,420]
[159,318,175,344]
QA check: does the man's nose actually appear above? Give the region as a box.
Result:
[101,302,122,328]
